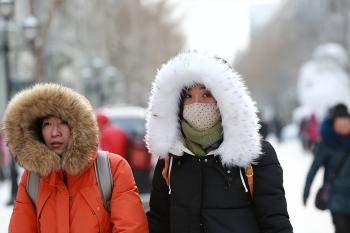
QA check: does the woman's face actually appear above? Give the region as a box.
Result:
[183,84,216,105]
[334,117,350,135]
[42,116,70,156]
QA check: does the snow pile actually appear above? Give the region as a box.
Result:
[296,43,350,121]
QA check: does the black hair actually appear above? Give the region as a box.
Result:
[31,117,46,143]
[177,83,206,120]
[330,103,349,120]
[178,88,188,121]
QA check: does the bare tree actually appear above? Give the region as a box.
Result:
[234,0,349,121]
[30,0,184,106]
[30,0,66,83]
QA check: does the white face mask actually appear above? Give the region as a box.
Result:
[183,103,221,131]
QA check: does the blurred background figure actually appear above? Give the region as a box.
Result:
[127,131,152,194]
[258,111,270,140]
[270,115,284,142]
[96,111,128,158]
[293,43,350,153]
[299,113,320,152]
[5,156,18,206]
[297,43,350,121]
[0,131,18,206]
[97,106,152,194]
[303,103,350,233]
[0,131,6,182]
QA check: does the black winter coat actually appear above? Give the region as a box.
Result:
[147,140,293,233]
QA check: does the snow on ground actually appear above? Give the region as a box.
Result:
[0,139,334,232]
[0,180,13,232]
[271,138,334,233]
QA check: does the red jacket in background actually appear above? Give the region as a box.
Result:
[97,113,128,158]
[304,114,319,143]
[100,126,128,158]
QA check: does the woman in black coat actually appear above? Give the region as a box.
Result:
[303,103,350,233]
[145,52,293,233]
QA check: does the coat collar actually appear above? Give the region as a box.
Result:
[145,52,262,167]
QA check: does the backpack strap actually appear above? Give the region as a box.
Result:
[245,164,254,198]
[26,151,114,212]
[95,150,113,211]
[26,171,40,209]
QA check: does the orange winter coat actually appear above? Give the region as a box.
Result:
[8,152,148,233]
[3,84,148,233]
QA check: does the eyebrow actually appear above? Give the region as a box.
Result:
[189,85,207,91]
[41,120,49,127]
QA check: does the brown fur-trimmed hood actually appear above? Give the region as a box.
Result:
[2,83,99,176]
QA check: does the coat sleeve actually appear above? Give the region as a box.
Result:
[253,140,293,233]
[8,170,37,233]
[303,142,327,202]
[146,159,170,233]
[109,154,149,233]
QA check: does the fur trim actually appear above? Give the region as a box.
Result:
[145,52,261,167]
[2,83,99,176]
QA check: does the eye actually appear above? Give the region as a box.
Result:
[203,91,212,98]
[42,121,51,127]
[61,120,68,125]
[60,122,69,128]
[185,93,192,99]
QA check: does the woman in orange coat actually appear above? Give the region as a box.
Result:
[3,83,148,233]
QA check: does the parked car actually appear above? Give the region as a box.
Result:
[96,105,152,194]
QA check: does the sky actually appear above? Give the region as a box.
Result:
[169,0,283,62]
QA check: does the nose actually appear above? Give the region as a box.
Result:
[193,93,202,103]
[51,125,61,137]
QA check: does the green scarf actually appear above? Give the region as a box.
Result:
[181,120,223,156]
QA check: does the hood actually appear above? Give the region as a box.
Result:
[320,116,350,149]
[96,111,110,128]
[2,83,99,176]
[145,52,261,167]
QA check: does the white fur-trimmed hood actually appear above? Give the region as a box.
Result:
[145,52,262,167]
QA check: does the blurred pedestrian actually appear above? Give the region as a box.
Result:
[0,129,18,205]
[271,115,283,142]
[0,131,6,181]
[146,52,293,233]
[3,83,148,233]
[96,111,128,158]
[257,112,269,140]
[6,156,18,206]
[96,112,152,193]
[127,133,152,194]
[300,113,319,152]
[303,103,350,233]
